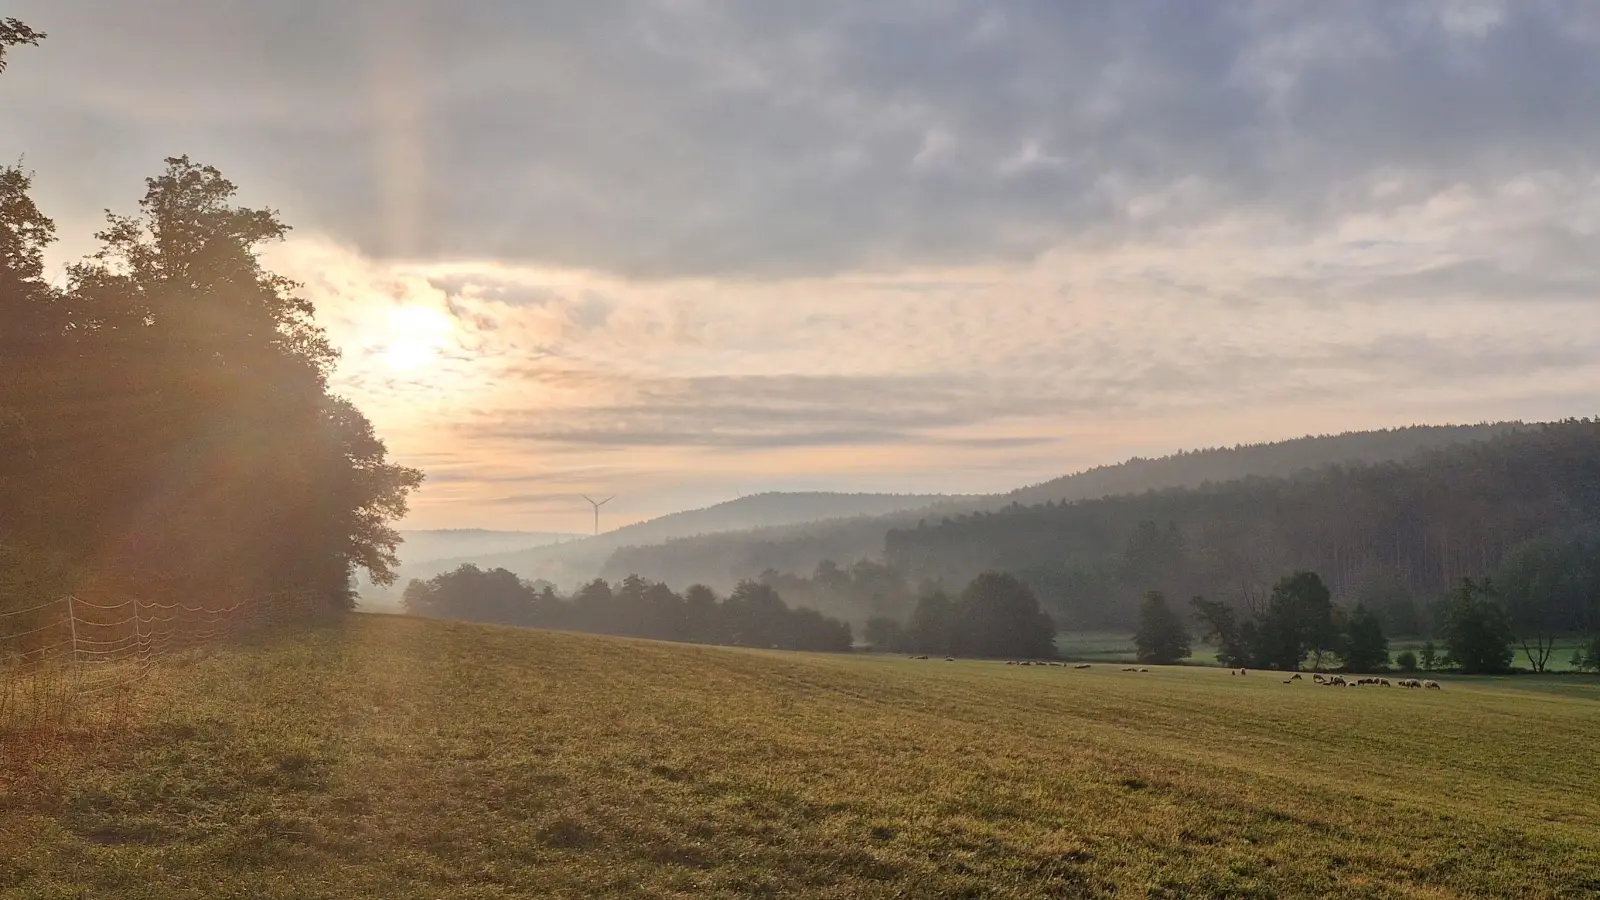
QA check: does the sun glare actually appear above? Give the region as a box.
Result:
[382,305,455,372]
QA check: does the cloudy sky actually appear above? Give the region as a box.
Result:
[3,1,1598,531]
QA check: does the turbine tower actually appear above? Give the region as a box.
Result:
[581,494,614,536]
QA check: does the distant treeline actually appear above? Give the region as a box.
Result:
[0,24,419,614]
[402,567,854,652]
[400,565,1061,659]
[601,423,1528,593]
[887,421,1600,633]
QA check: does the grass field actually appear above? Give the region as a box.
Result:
[4,615,1599,898]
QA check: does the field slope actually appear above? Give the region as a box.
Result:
[4,616,1599,899]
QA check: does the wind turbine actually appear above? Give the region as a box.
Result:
[581,494,614,536]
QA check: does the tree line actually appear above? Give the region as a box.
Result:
[402,566,854,653]
[401,565,1062,659]
[1136,567,1600,675]
[0,23,420,615]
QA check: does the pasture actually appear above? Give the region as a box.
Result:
[3,614,1598,898]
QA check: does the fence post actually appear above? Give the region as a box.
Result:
[65,594,81,666]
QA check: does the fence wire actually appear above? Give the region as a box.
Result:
[1,591,310,731]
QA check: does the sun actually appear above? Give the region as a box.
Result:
[382,305,454,372]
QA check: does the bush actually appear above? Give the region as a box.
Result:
[1572,636,1600,674]
[1395,650,1417,672]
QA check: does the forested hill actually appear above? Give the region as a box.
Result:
[1001,423,1528,507]
[886,420,1600,631]
[602,423,1531,591]
[393,492,957,588]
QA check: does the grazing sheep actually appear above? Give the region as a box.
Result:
[1329,675,1347,686]
[1379,679,1391,687]
[1138,668,1149,673]
[1074,664,1092,669]
[1312,674,1326,684]
[945,657,955,662]
[1005,660,1016,666]
[911,655,929,660]
[1282,679,1293,684]
[1424,680,1441,690]
[1121,667,1138,672]
[1291,673,1303,681]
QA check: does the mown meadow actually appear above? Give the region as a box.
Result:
[3,614,1598,898]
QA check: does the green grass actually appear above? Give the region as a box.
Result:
[4,615,1600,898]
[1060,631,1592,672]
[1055,630,1224,665]
[1387,637,1590,672]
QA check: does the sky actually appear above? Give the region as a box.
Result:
[3,0,1599,532]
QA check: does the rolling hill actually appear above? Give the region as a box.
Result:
[602,422,1532,591]
[388,492,959,592]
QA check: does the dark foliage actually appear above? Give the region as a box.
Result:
[1439,579,1516,674]
[884,422,1600,633]
[602,424,1527,595]
[1133,592,1191,664]
[1340,605,1391,673]
[869,573,1057,659]
[1191,571,1383,672]
[0,93,421,618]
[402,566,853,653]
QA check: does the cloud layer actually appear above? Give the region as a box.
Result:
[3,1,1597,528]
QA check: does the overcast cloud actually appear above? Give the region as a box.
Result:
[3,0,1597,529]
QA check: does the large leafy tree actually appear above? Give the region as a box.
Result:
[1339,604,1390,673]
[0,17,44,73]
[1255,571,1336,671]
[1440,578,1515,674]
[4,152,420,607]
[1495,534,1599,672]
[1133,591,1191,664]
[951,571,1057,660]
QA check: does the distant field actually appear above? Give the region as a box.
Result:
[4,616,1599,898]
[1059,630,1590,672]
[1056,631,1224,666]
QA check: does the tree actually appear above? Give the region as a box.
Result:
[863,616,905,652]
[1395,649,1418,672]
[950,572,1056,659]
[904,589,956,656]
[1255,572,1336,671]
[1133,591,1191,664]
[1572,635,1600,673]
[399,564,534,624]
[682,584,721,644]
[1190,595,1249,668]
[1419,641,1437,671]
[1439,578,1515,674]
[1340,604,1390,672]
[4,154,420,608]
[1496,535,1599,673]
[0,17,44,73]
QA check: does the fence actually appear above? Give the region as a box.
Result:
[0,591,301,731]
